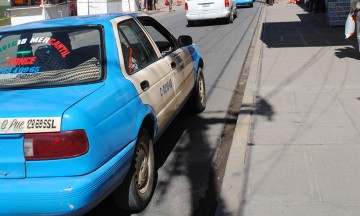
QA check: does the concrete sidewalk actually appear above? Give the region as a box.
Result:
[217,1,360,215]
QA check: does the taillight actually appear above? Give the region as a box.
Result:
[185,2,188,10]
[24,130,89,160]
[225,0,229,7]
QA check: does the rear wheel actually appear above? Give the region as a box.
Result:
[189,67,206,113]
[187,20,196,27]
[228,10,234,23]
[113,128,155,211]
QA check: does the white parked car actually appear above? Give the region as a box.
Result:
[185,0,237,26]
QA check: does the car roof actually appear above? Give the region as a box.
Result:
[0,12,147,32]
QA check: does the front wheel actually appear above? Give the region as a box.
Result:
[113,128,155,211]
[188,67,206,113]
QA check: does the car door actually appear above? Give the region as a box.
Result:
[115,18,176,134]
[137,16,194,110]
[166,47,194,109]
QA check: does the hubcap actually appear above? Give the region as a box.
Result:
[135,145,149,194]
[198,76,205,105]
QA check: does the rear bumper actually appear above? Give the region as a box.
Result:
[0,140,136,216]
[186,10,231,21]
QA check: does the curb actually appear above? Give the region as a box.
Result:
[215,3,266,215]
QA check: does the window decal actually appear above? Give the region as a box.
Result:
[17,37,52,45]
[29,37,51,44]
[0,41,17,53]
[17,50,32,55]
[0,66,40,74]
[48,38,71,58]
[6,57,37,66]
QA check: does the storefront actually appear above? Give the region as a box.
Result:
[326,0,350,26]
[6,0,71,26]
[76,0,137,15]
[0,0,10,18]
[4,0,137,25]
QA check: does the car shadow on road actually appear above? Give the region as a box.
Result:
[85,196,132,216]
[151,107,222,215]
[86,106,223,216]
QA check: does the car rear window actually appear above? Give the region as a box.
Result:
[0,27,102,89]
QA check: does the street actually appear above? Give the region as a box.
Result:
[3,0,360,215]
[86,3,262,215]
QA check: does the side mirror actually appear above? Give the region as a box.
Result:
[178,35,193,47]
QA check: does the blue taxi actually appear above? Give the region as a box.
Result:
[0,13,205,215]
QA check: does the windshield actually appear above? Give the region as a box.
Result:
[0,27,102,89]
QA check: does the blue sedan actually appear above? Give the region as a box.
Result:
[0,13,205,215]
[236,0,254,7]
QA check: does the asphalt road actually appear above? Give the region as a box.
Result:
[86,3,262,216]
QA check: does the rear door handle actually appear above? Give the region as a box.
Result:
[140,80,150,91]
[171,62,176,70]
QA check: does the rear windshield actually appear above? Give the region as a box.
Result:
[0,27,102,89]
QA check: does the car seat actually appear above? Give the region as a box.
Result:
[34,45,69,71]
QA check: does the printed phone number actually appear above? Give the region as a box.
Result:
[0,66,40,74]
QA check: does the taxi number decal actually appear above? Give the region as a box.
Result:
[160,79,173,97]
[0,117,61,134]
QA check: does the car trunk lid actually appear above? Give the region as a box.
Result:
[0,84,103,179]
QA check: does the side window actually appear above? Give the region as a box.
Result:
[137,17,178,56]
[142,25,175,56]
[118,19,158,75]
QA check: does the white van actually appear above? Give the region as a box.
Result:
[185,0,237,26]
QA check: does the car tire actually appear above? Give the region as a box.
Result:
[188,20,196,27]
[228,10,234,23]
[189,67,206,113]
[113,127,155,211]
